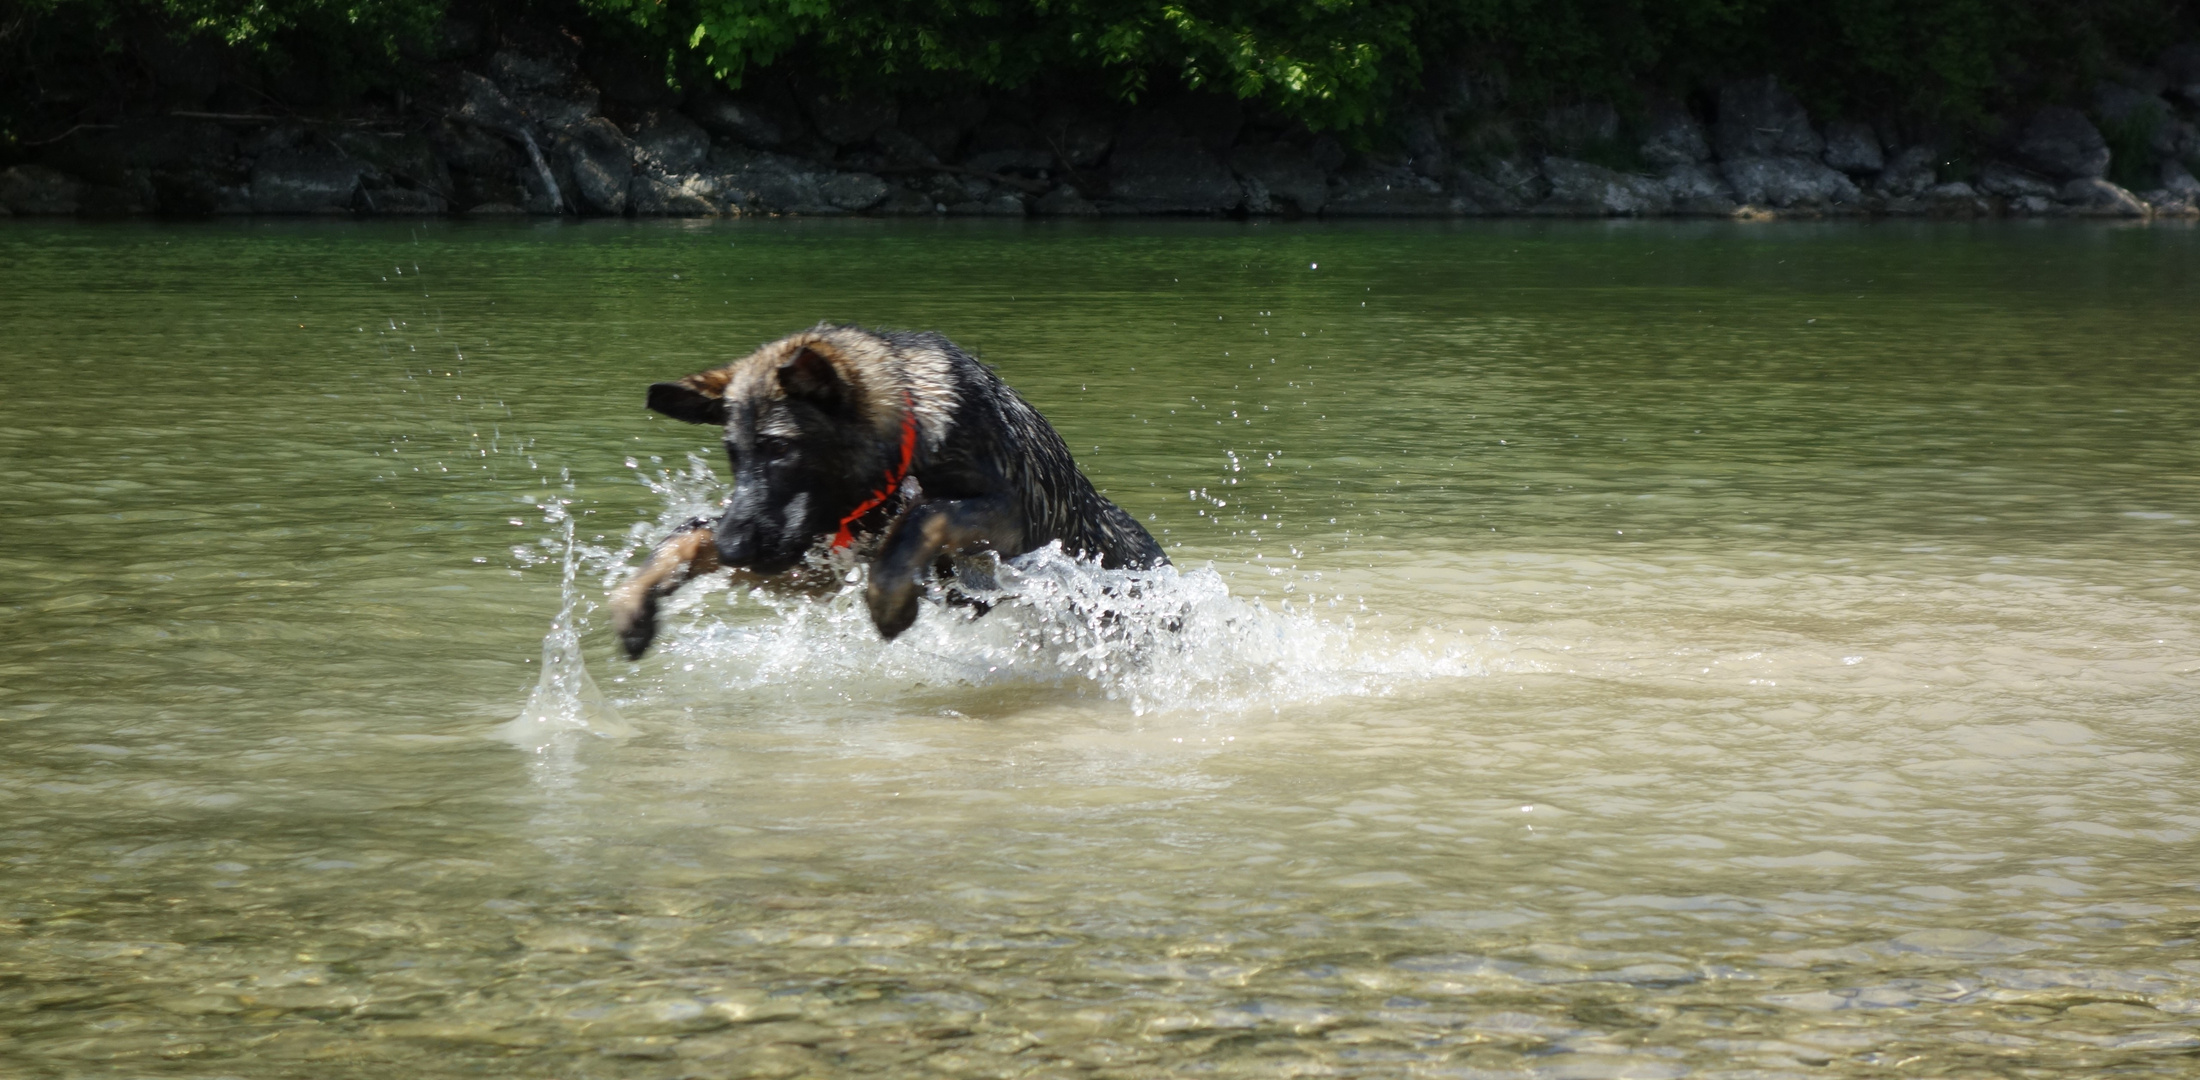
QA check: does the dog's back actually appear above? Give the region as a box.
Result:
[877,329,1165,572]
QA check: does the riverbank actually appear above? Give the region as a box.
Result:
[7,38,2200,222]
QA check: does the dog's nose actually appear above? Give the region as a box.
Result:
[713,512,754,568]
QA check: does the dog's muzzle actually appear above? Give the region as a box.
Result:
[713,490,809,572]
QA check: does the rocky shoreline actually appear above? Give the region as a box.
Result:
[6,41,2200,222]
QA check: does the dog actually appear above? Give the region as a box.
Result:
[610,324,1168,658]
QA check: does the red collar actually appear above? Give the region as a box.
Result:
[831,392,920,549]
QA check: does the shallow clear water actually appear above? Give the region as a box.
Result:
[3,218,2199,1078]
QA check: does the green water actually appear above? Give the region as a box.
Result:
[3,218,2198,1077]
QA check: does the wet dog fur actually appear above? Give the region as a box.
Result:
[610,324,1167,657]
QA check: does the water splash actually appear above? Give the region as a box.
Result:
[578,455,1500,720]
[501,486,631,748]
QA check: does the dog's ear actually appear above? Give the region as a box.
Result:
[776,345,852,415]
[646,378,729,425]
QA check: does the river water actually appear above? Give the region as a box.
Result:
[3,219,2198,1077]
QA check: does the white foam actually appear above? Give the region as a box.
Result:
[548,456,1506,721]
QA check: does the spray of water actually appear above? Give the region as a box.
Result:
[500,482,633,748]
[496,456,1505,726]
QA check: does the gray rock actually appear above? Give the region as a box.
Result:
[2010,107,2109,179]
[818,172,889,211]
[1034,186,1099,215]
[688,95,785,148]
[945,193,1027,216]
[2138,187,2196,215]
[1821,121,1884,174]
[1485,157,1548,204]
[871,186,940,215]
[1639,100,1712,167]
[1400,113,1449,177]
[448,80,572,212]
[1660,161,1737,212]
[1107,121,1241,213]
[435,120,527,208]
[1715,76,1822,159]
[1721,155,1858,206]
[2008,194,2055,215]
[632,112,710,174]
[559,117,633,214]
[870,128,938,166]
[0,164,84,214]
[2057,177,2147,216]
[1231,143,1328,213]
[1543,102,1620,160]
[454,72,531,137]
[1924,182,1988,216]
[1978,161,2057,198]
[938,173,994,202]
[631,174,720,216]
[78,169,157,216]
[2162,161,2200,198]
[1237,176,1277,214]
[2165,118,2199,161]
[251,146,361,213]
[1029,109,1117,171]
[1448,169,1521,213]
[1876,146,1938,196]
[361,186,446,214]
[468,202,528,215]
[1038,109,1117,169]
[335,131,451,206]
[964,149,1052,175]
[518,169,564,215]
[2095,82,2178,155]
[710,146,884,214]
[1327,163,1471,215]
[1540,157,1668,215]
[516,89,600,132]
[489,49,577,94]
[804,90,896,146]
[715,157,829,214]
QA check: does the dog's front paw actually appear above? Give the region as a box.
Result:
[865,568,922,641]
[609,589,659,659]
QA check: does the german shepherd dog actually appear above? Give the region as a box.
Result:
[610,325,1168,658]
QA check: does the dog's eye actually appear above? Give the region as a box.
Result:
[754,435,795,459]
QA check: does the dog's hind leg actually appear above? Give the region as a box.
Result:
[866,496,1024,640]
[609,517,721,659]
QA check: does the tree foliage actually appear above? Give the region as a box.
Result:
[3,0,2195,139]
[576,0,1422,130]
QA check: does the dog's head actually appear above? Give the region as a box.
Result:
[647,330,913,574]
